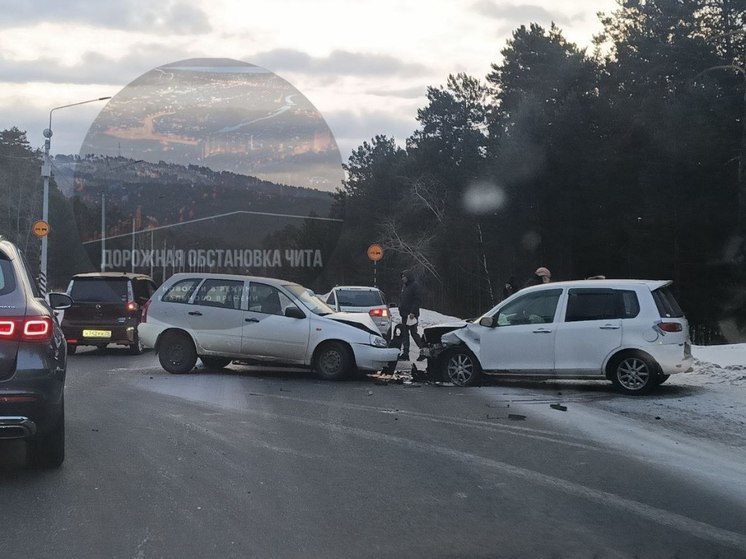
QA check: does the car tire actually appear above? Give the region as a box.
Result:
[129,334,144,355]
[158,331,197,374]
[441,347,481,386]
[314,341,353,381]
[608,351,658,395]
[200,356,232,369]
[28,402,65,469]
[67,344,77,355]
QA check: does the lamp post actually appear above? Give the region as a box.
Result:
[40,96,111,294]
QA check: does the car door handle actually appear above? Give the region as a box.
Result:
[188,311,202,316]
[245,317,259,323]
[532,329,552,334]
[600,325,620,330]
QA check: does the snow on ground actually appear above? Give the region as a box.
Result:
[393,308,746,448]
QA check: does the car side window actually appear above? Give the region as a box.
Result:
[133,279,155,303]
[193,279,244,310]
[249,283,295,316]
[0,257,17,296]
[162,278,202,304]
[565,289,640,322]
[496,289,562,326]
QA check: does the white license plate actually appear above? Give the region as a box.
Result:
[82,329,111,338]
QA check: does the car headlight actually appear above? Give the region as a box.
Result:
[370,335,388,348]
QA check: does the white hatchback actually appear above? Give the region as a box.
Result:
[138,273,399,379]
[421,279,693,394]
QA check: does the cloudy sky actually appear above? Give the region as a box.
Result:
[0,0,618,160]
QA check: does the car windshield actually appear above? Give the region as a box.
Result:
[284,284,335,316]
[69,279,128,303]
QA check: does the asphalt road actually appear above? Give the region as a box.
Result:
[2,348,745,559]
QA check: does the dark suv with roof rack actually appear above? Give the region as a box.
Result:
[0,237,72,468]
[61,272,157,354]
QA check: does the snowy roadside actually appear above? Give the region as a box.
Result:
[392,308,746,448]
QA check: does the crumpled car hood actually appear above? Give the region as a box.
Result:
[422,321,469,345]
[327,312,380,336]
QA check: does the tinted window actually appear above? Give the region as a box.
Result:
[652,286,684,318]
[335,289,384,307]
[133,279,156,301]
[70,278,128,303]
[0,257,17,296]
[162,278,202,304]
[194,279,243,309]
[565,289,640,321]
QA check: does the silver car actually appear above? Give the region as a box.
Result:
[138,273,399,379]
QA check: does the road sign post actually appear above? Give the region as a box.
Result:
[367,244,384,287]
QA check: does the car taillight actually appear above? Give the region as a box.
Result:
[656,321,683,333]
[369,308,389,318]
[127,302,138,312]
[141,299,151,323]
[0,316,53,341]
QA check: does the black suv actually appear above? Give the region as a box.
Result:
[0,237,72,468]
[61,272,157,354]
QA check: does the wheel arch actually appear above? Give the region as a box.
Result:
[604,348,661,380]
[310,338,356,368]
[439,343,483,386]
[154,327,198,354]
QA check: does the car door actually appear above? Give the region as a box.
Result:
[553,288,627,375]
[185,278,246,355]
[241,282,310,363]
[478,288,562,373]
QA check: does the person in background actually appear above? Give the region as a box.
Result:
[398,269,423,360]
[524,266,552,288]
[502,276,517,300]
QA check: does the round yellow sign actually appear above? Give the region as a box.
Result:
[367,243,384,262]
[32,220,50,238]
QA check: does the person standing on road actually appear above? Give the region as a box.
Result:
[398,269,423,360]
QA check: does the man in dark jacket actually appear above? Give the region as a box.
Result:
[398,270,423,360]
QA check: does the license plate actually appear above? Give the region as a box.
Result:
[83,329,111,338]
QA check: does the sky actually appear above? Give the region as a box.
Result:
[0,0,618,160]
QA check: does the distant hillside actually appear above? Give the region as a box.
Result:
[51,155,337,242]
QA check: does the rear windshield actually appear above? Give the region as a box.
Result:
[335,289,384,307]
[652,286,684,318]
[69,278,129,303]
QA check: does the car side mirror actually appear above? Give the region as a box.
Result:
[285,307,306,319]
[48,292,73,310]
[479,316,496,328]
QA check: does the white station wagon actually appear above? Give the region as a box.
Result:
[421,279,693,394]
[138,273,399,379]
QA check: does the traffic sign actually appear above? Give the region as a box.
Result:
[32,220,50,238]
[367,243,384,261]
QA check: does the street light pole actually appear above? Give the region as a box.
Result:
[39,96,111,294]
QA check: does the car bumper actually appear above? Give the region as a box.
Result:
[0,346,65,438]
[655,344,695,375]
[63,324,137,346]
[351,344,399,371]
